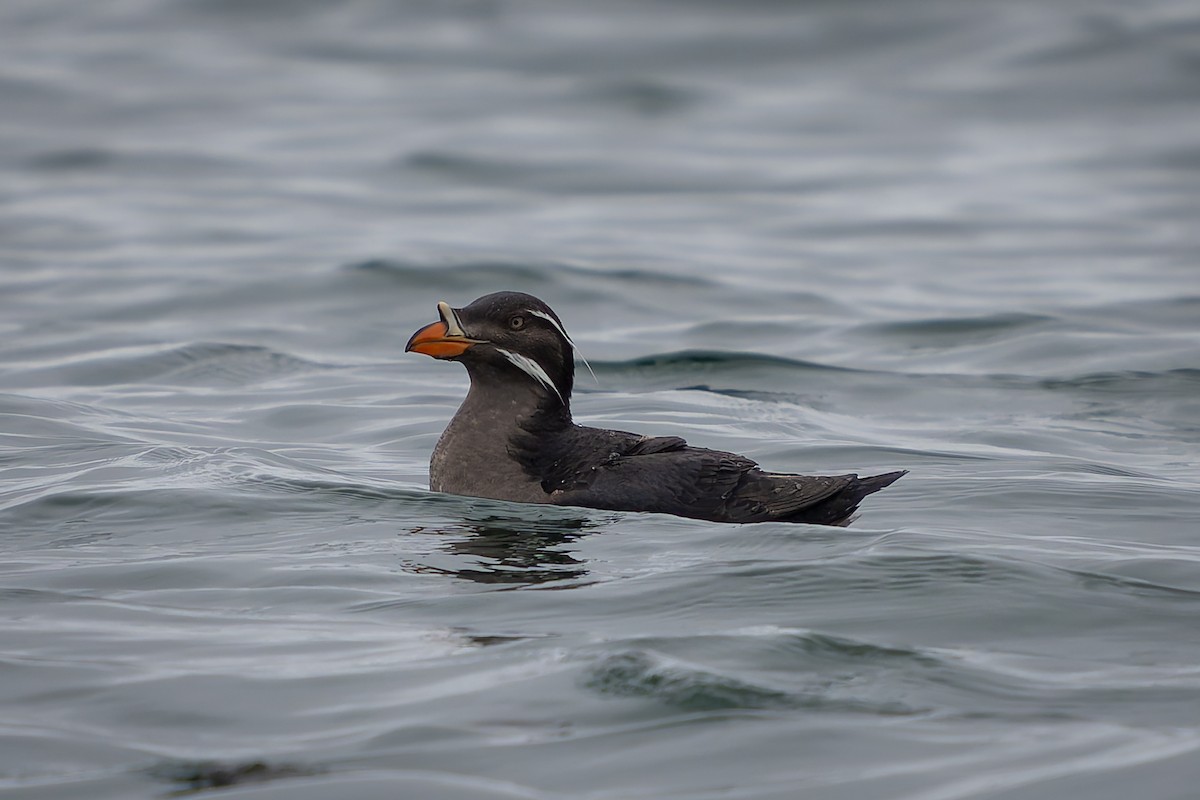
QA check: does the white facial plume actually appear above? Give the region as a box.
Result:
[494,347,564,403]
[527,309,597,384]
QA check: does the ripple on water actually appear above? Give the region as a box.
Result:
[345,257,717,295]
[8,342,324,389]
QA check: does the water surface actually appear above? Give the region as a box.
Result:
[2,1,1199,798]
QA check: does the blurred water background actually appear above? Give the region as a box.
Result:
[3,0,1200,798]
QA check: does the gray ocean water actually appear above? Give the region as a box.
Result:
[3,1,1200,798]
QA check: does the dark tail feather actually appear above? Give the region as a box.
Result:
[787,469,907,526]
[855,469,908,497]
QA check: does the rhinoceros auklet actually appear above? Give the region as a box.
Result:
[406,291,905,525]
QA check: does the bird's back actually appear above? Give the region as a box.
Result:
[515,423,905,524]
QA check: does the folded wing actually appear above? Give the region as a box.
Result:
[519,425,903,524]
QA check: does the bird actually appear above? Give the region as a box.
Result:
[405,291,905,525]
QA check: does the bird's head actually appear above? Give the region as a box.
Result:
[406,291,576,407]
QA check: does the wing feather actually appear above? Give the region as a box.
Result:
[511,422,901,524]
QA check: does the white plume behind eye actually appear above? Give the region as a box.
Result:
[527,309,598,385]
[495,347,564,403]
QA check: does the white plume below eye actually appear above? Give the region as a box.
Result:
[527,309,598,385]
[495,347,564,403]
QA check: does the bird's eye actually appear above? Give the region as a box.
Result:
[508,315,525,330]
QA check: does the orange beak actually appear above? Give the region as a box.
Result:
[405,301,484,359]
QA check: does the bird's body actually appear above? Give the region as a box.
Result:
[407,291,904,525]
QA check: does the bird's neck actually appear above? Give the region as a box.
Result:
[460,364,572,432]
[429,366,571,499]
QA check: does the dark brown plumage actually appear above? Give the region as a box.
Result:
[406,291,905,525]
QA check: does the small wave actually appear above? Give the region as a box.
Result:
[0,483,438,542]
[577,78,700,116]
[858,312,1056,342]
[0,441,429,529]
[347,257,564,290]
[597,355,1200,403]
[400,149,764,195]
[584,650,797,711]
[147,759,323,794]
[605,349,858,375]
[583,648,921,715]
[25,147,115,171]
[345,258,715,293]
[801,548,1200,606]
[585,349,863,399]
[23,147,239,176]
[11,342,323,389]
[610,628,945,671]
[1038,368,1200,393]
[1064,566,1200,602]
[777,630,945,665]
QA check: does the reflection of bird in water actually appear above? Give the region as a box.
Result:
[407,291,905,525]
[408,514,596,586]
